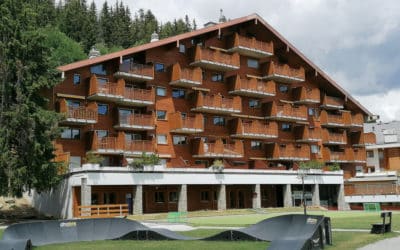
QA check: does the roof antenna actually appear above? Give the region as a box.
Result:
[219,9,227,23]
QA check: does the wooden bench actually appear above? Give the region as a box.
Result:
[371,211,392,234]
[167,212,188,223]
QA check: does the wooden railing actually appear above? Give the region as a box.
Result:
[267,143,310,159]
[59,98,97,122]
[193,138,244,157]
[91,132,125,152]
[296,126,321,141]
[321,95,344,108]
[230,76,276,96]
[322,129,346,144]
[169,112,204,132]
[240,120,278,137]
[232,33,274,54]
[76,204,129,218]
[118,113,154,128]
[320,110,351,126]
[293,87,320,103]
[170,63,202,84]
[194,93,242,112]
[119,62,154,79]
[123,87,155,103]
[125,140,155,152]
[275,103,308,120]
[88,75,124,97]
[345,184,400,196]
[351,113,364,127]
[193,45,240,67]
[265,61,305,80]
[322,147,354,162]
[364,132,376,145]
[353,149,366,162]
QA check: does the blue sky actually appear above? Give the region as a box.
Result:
[94,0,400,121]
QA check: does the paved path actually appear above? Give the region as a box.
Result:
[358,236,400,250]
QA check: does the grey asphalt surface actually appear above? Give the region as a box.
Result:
[358,236,400,250]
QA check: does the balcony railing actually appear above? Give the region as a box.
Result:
[322,147,354,163]
[322,129,347,145]
[169,112,204,133]
[320,110,351,127]
[88,75,124,102]
[351,113,364,128]
[351,131,376,147]
[76,204,129,218]
[293,87,320,104]
[364,132,376,146]
[114,113,155,130]
[124,140,155,156]
[353,149,366,163]
[59,99,97,125]
[265,102,308,122]
[230,119,278,139]
[320,94,344,109]
[117,87,155,106]
[190,45,240,71]
[227,33,274,58]
[191,93,241,114]
[192,138,244,158]
[266,143,310,161]
[262,61,305,83]
[169,63,202,87]
[228,76,276,98]
[114,62,154,81]
[345,183,400,196]
[295,126,322,142]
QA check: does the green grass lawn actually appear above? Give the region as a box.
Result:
[327,232,398,249]
[0,229,3,239]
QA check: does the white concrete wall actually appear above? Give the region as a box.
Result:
[366,149,380,171]
[32,178,73,219]
[345,194,400,203]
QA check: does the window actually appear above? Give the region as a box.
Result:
[157,134,167,144]
[156,110,167,120]
[98,104,108,115]
[213,116,225,126]
[61,128,80,139]
[308,108,316,116]
[97,77,108,84]
[251,141,263,150]
[279,85,289,93]
[73,74,80,85]
[67,99,80,108]
[281,123,292,131]
[96,130,108,138]
[69,156,81,169]
[200,191,209,202]
[155,192,165,203]
[172,89,186,98]
[155,63,165,72]
[247,58,259,68]
[156,87,167,96]
[211,73,224,82]
[173,135,187,145]
[90,64,106,75]
[179,44,185,53]
[311,145,320,154]
[367,151,374,158]
[103,192,116,204]
[169,191,178,202]
[249,99,261,108]
[125,133,142,141]
[181,113,187,119]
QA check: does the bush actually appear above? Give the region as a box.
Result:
[299,160,324,170]
[327,163,341,171]
[129,152,160,169]
[84,152,104,164]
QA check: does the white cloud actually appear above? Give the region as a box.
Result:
[356,89,400,122]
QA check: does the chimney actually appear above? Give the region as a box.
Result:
[150,31,159,42]
[88,46,100,59]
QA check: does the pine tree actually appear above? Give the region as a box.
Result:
[0,0,62,196]
[100,1,113,47]
[82,1,99,52]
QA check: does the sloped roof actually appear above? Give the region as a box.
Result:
[57,13,372,116]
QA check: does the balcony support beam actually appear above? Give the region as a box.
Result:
[284,184,292,207]
[312,184,320,206]
[178,184,188,212]
[133,185,143,214]
[252,184,261,209]
[217,184,227,210]
[337,183,350,211]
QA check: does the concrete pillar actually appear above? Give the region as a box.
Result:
[178,184,187,212]
[312,184,320,206]
[80,178,91,206]
[252,184,261,209]
[337,183,350,210]
[283,184,292,207]
[133,185,143,214]
[217,184,226,210]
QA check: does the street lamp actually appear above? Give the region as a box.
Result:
[298,168,310,215]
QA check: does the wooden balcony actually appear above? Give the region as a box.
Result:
[227,33,273,58]
[264,102,308,122]
[59,98,97,125]
[345,183,400,196]
[228,75,276,98]
[191,93,241,114]
[117,87,155,106]
[351,113,364,128]
[230,118,278,139]
[322,129,347,145]
[353,148,366,163]
[192,138,244,158]
[262,61,305,83]
[294,126,321,143]
[88,75,124,102]
[266,143,310,161]
[322,147,354,163]
[114,62,154,81]
[320,110,351,128]
[364,132,376,146]
[190,45,240,71]
[114,113,155,131]
[169,63,202,88]
[90,132,125,155]
[124,139,155,157]
[169,112,204,133]
[350,131,376,147]
[292,87,320,104]
[320,94,344,109]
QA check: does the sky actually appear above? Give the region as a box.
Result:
[94,0,400,122]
